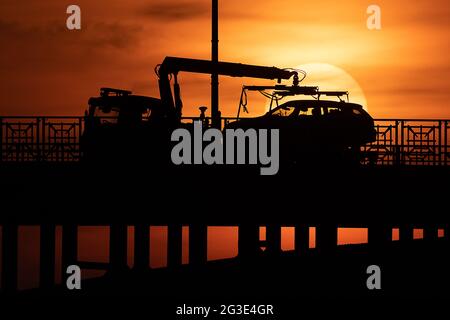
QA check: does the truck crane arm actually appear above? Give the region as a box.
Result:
[155,56,299,121]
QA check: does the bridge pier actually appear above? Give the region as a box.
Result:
[399,225,414,242]
[238,224,260,260]
[368,225,391,248]
[423,225,437,242]
[294,225,309,254]
[39,223,56,289]
[62,224,78,272]
[316,224,337,253]
[134,224,150,271]
[168,224,183,267]
[189,224,208,266]
[266,224,281,255]
[1,224,18,293]
[109,224,128,272]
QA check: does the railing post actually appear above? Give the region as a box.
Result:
[35,117,39,161]
[395,120,400,166]
[437,121,442,166]
[78,116,83,161]
[443,120,449,165]
[42,117,46,162]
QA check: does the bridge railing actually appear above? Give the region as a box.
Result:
[0,116,449,165]
[361,120,450,166]
[0,116,83,162]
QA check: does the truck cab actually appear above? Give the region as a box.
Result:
[81,88,170,163]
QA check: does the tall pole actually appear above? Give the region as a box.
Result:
[211,0,219,128]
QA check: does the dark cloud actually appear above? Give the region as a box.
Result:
[0,19,143,50]
[140,1,209,21]
[84,22,143,49]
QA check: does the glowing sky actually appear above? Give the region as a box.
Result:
[0,0,449,118]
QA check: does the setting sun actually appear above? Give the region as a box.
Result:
[293,63,368,110]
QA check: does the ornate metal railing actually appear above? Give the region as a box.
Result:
[361,120,449,166]
[0,116,449,165]
[0,117,83,162]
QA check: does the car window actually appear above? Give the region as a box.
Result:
[142,109,153,121]
[325,107,341,114]
[298,106,321,117]
[93,106,119,124]
[272,106,296,117]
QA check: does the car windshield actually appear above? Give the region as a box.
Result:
[270,101,364,118]
[93,106,119,124]
[271,106,297,117]
[271,103,319,117]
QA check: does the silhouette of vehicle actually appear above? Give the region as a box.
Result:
[225,98,377,165]
[81,57,300,162]
[81,88,173,163]
[81,57,377,166]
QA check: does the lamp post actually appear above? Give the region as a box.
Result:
[211,0,219,128]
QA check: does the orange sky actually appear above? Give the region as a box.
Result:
[0,0,449,118]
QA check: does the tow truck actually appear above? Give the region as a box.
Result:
[81,56,376,165]
[81,57,299,163]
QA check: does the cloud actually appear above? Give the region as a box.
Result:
[140,1,209,21]
[0,18,143,49]
[84,22,143,49]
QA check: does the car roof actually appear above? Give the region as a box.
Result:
[272,99,363,111]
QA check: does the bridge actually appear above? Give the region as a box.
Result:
[0,116,449,296]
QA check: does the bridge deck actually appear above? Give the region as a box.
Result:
[1,163,449,226]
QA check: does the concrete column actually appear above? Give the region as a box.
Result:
[316,224,337,253]
[2,224,18,293]
[62,224,78,272]
[423,225,437,242]
[294,225,309,255]
[368,225,391,248]
[189,224,208,266]
[167,224,183,267]
[40,224,56,289]
[238,224,260,260]
[266,224,281,255]
[134,224,150,271]
[109,224,128,272]
[400,225,414,242]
